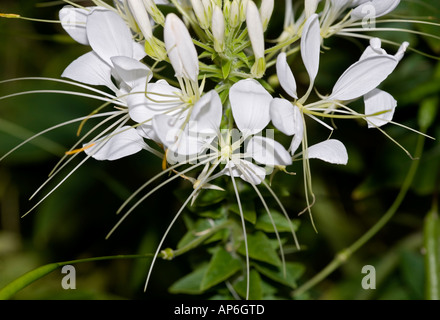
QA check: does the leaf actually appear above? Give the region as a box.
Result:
[418,96,438,131]
[177,219,228,250]
[229,202,257,224]
[400,250,425,299]
[233,269,263,300]
[222,59,232,79]
[200,248,242,291]
[254,262,305,289]
[169,264,208,295]
[237,231,282,266]
[255,210,300,233]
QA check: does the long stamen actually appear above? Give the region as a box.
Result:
[143,158,221,293]
[228,162,250,301]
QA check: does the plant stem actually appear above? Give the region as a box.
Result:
[292,131,426,298]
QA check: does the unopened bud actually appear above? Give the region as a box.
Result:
[246,1,266,78]
[127,0,153,39]
[212,6,225,53]
[143,0,165,25]
[229,0,240,28]
[259,0,274,31]
[191,0,210,29]
[239,0,249,22]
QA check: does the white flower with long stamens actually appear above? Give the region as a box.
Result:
[61,9,146,92]
[305,0,320,18]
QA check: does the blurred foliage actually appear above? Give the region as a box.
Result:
[0,0,439,300]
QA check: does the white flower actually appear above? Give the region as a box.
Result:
[61,9,146,92]
[305,0,320,18]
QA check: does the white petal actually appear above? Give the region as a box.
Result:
[301,13,321,85]
[351,0,400,20]
[59,6,91,45]
[329,55,398,101]
[270,98,302,136]
[86,10,134,65]
[164,13,199,82]
[223,160,267,185]
[190,90,222,135]
[61,51,116,91]
[111,56,152,91]
[153,114,203,157]
[276,52,298,99]
[306,139,348,165]
[229,79,272,135]
[364,89,397,128]
[85,126,146,161]
[247,136,292,166]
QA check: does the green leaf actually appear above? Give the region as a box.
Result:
[177,218,228,250]
[237,231,282,266]
[0,263,60,300]
[169,264,208,295]
[200,247,242,291]
[192,189,227,207]
[221,59,232,79]
[253,262,305,289]
[229,202,257,224]
[255,210,300,233]
[424,206,440,300]
[400,250,425,299]
[233,269,263,300]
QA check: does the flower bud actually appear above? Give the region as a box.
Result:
[246,1,266,78]
[143,0,165,25]
[164,13,200,82]
[229,0,240,28]
[212,6,225,53]
[127,0,153,39]
[259,0,274,31]
[239,0,249,22]
[191,0,210,29]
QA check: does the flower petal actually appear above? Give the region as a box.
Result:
[190,90,223,135]
[247,136,292,166]
[329,55,398,101]
[276,52,298,99]
[86,10,134,65]
[306,139,348,165]
[364,89,397,128]
[229,79,272,135]
[351,0,400,20]
[270,98,302,137]
[59,6,92,45]
[301,13,321,85]
[61,51,116,91]
[111,56,152,92]
[85,126,146,161]
[223,160,267,185]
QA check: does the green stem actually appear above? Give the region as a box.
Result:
[0,254,153,300]
[292,131,426,298]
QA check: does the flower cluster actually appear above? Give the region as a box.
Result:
[3,0,425,299]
